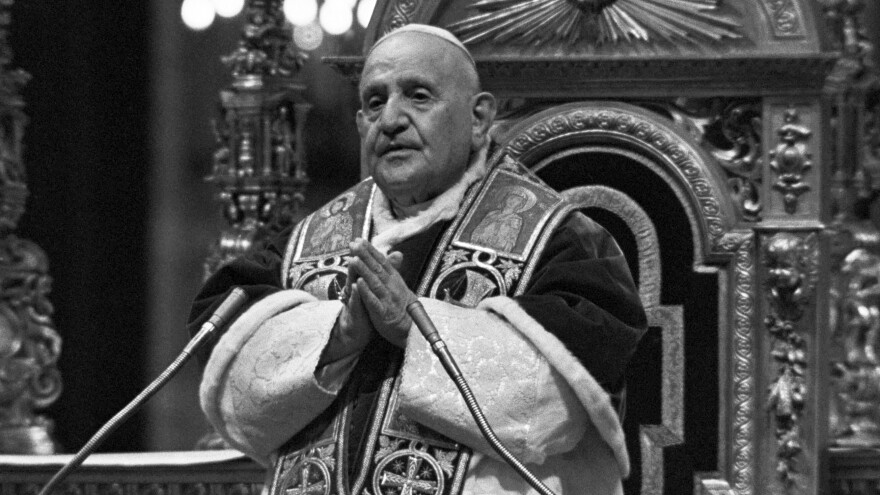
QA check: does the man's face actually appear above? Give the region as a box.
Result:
[356,33,477,207]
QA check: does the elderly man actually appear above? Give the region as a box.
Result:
[190,24,646,495]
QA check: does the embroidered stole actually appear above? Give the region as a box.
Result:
[271,159,566,495]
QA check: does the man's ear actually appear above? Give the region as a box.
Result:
[356,109,368,139]
[471,92,497,150]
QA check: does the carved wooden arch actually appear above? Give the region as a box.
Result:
[492,101,757,495]
[562,183,686,495]
[562,184,661,310]
[490,101,737,268]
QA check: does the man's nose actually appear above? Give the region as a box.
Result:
[378,96,408,135]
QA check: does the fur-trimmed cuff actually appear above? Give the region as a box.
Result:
[199,290,343,465]
[478,296,629,478]
[399,297,589,465]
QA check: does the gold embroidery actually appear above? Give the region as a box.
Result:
[469,186,537,252]
[372,441,446,495]
[308,192,355,253]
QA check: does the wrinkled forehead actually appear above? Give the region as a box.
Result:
[360,32,467,90]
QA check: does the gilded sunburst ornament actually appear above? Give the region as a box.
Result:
[447,0,741,46]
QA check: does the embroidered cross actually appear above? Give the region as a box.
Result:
[378,454,438,495]
[285,463,326,495]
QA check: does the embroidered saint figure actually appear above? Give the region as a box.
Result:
[309,193,354,253]
[470,186,537,253]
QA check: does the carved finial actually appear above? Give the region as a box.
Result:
[204,0,311,276]
[221,0,307,88]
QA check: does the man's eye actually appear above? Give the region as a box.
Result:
[366,96,384,110]
[411,90,431,103]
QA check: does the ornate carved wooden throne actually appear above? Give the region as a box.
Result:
[322,1,877,495]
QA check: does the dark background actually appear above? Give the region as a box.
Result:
[13,1,152,452]
[10,0,362,452]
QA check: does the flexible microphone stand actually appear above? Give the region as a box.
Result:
[37,288,249,495]
[406,301,560,495]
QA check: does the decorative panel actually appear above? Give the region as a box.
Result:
[762,102,824,225]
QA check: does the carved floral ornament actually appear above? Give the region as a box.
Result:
[446,0,742,47]
[769,107,813,215]
[763,232,818,491]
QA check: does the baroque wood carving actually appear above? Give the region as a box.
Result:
[0,0,61,454]
[833,248,880,447]
[447,0,742,47]
[384,0,418,35]
[769,108,813,216]
[731,232,757,495]
[498,103,730,258]
[763,232,819,491]
[497,101,761,494]
[205,0,311,277]
[654,99,763,222]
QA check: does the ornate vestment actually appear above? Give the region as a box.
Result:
[191,159,647,495]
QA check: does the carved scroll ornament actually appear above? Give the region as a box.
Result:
[384,0,418,35]
[0,237,62,446]
[658,99,763,221]
[763,232,818,490]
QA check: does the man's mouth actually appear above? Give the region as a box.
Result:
[379,142,416,156]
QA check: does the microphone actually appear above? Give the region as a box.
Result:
[406,300,560,495]
[38,288,249,495]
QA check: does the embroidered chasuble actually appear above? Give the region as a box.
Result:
[190,159,647,495]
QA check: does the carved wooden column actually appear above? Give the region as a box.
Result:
[0,0,62,454]
[204,0,310,277]
[750,91,831,495]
